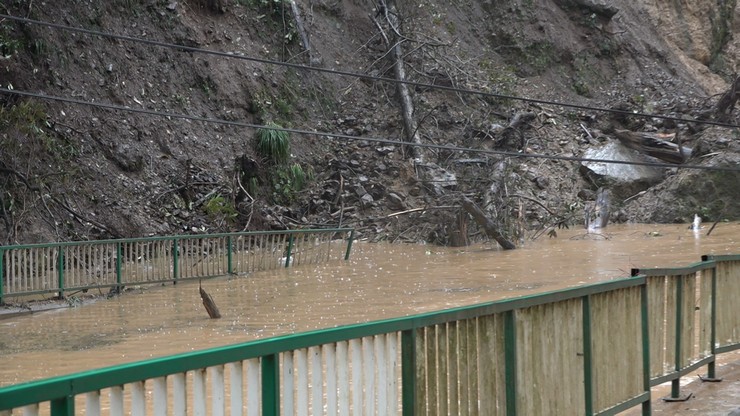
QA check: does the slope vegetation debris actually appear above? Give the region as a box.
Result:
[0,0,738,247]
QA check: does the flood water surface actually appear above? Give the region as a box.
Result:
[1,223,738,386]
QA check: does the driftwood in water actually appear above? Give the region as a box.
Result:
[448,210,470,247]
[585,188,610,230]
[614,129,691,164]
[199,280,221,319]
[461,196,516,250]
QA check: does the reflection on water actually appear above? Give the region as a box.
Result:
[1,223,738,386]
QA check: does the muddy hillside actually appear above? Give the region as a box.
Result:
[0,0,738,246]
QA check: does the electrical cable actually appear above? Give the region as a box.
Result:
[2,87,738,173]
[1,13,739,129]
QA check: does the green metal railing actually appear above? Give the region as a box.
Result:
[0,228,355,304]
[0,253,737,415]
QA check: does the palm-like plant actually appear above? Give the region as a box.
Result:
[255,123,290,164]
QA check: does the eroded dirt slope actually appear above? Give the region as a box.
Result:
[0,0,737,245]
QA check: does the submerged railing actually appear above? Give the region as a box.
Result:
[0,228,355,304]
[0,254,737,415]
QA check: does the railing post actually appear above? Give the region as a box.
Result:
[701,255,722,382]
[115,242,123,290]
[284,234,294,268]
[709,261,717,379]
[57,245,65,299]
[666,276,691,401]
[261,354,279,416]
[344,229,355,261]
[582,295,594,416]
[172,239,179,284]
[504,310,517,416]
[50,396,74,416]
[401,329,416,416]
[227,236,233,275]
[640,283,652,415]
[0,247,4,305]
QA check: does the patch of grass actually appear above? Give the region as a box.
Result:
[709,1,734,70]
[203,194,238,223]
[0,100,48,134]
[255,123,290,164]
[479,59,518,107]
[270,163,313,204]
[196,75,217,98]
[522,41,557,74]
[0,24,21,58]
[570,51,603,97]
[251,78,299,124]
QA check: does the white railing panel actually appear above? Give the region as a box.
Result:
[310,346,322,416]
[85,390,101,416]
[325,343,338,416]
[376,335,388,416]
[130,381,145,416]
[194,368,207,416]
[350,338,362,416]
[246,358,260,416]
[337,341,350,416]
[211,365,226,416]
[387,332,399,416]
[21,404,39,416]
[228,362,244,416]
[362,336,375,416]
[172,373,187,416]
[296,348,309,416]
[283,352,295,416]
[152,377,167,416]
[109,385,124,416]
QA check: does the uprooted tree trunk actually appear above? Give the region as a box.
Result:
[375,0,423,162]
[614,129,691,164]
[287,0,319,65]
[448,210,469,247]
[373,0,457,194]
[461,196,516,250]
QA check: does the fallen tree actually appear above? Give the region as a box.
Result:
[614,129,691,164]
[462,196,516,250]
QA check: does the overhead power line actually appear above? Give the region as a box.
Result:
[2,87,738,173]
[1,13,738,130]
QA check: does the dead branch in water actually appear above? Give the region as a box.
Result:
[199,280,221,319]
[461,196,516,250]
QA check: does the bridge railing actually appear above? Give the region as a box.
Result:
[0,254,737,415]
[637,254,740,400]
[0,228,355,304]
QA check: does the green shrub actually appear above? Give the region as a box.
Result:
[289,163,306,190]
[203,195,238,223]
[255,123,290,164]
[269,163,313,204]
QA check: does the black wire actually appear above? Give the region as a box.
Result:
[2,87,738,172]
[1,13,738,129]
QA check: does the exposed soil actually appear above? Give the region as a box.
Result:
[0,0,738,246]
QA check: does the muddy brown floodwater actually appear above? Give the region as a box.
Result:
[1,223,739,408]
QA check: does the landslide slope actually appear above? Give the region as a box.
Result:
[0,0,737,244]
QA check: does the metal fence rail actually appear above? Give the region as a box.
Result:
[0,228,354,304]
[0,254,737,415]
